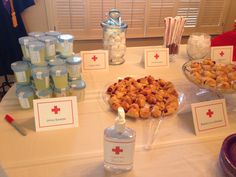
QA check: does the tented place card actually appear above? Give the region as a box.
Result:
[191,99,229,135]
[144,48,169,68]
[211,46,233,64]
[33,96,78,132]
[81,50,109,71]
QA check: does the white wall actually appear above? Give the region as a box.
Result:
[21,0,48,32]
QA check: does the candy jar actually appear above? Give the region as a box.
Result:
[101,9,128,65]
[187,33,211,60]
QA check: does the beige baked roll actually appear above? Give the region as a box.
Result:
[126,107,140,118]
[111,102,121,111]
[217,81,231,90]
[135,97,146,108]
[108,95,120,105]
[202,77,216,87]
[202,58,215,66]
[151,105,162,118]
[140,107,151,119]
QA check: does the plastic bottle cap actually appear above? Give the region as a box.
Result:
[36,88,52,97]
[115,107,126,133]
[50,65,67,76]
[11,61,30,72]
[32,66,49,79]
[58,34,74,42]
[70,80,86,90]
[28,32,45,38]
[66,55,82,65]
[39,36,57,44]
[18,36,36,45]
[48,58,65,67]
[16,85,34,98]
[45,31,61,37]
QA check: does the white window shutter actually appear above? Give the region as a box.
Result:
[146,0,176,37]
[177,0,200,27]
[49,0,231,39]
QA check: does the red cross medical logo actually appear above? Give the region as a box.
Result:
[112,146,123,155]
[219,51,224,57]
[154,53,159,60]
[206,109,214,118]
[51,106,60,114]
[91,55,98,61]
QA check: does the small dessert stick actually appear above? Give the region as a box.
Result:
[145,115,164,150]
[177,17,186,44]
[164,18,168,46]
[173,17,181,44]
[170,18,177,45]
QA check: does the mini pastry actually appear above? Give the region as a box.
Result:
[106,76,179,118]
[140,107,151,119]
[151,105,162,118]
[126,107,139,118]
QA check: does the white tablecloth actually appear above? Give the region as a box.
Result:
[1,45,235,177]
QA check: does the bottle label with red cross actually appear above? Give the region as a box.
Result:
[104,137,135,165]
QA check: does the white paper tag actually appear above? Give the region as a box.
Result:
[18,92,30,109]
[104,137,135,165]
[211,46,233,64]
[191,99,229,135]
[15,71,27,82]
[33,96,78,131]
[30,50,41,64]
[36,72,43,79]
[144,48,169,68]
[55,70,61,76]
[81,50,109,71]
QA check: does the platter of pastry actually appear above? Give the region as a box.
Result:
[182,58,236,93]
[104,75,182,119]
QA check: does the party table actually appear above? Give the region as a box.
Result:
[0,45,235,177]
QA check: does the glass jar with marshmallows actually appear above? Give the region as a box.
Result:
[187,33,211,60]
[101,9,128,65]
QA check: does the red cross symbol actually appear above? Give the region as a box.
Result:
[154,53,159,60]
[91,55,97,61]
[219,51,224,57]
[206,109,214,118]
[112,146,123,155]
[51,106,60,114]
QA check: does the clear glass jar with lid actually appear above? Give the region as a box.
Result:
[11,61,31,84]
[32,66,50,91]
[45,31,61,54]
[58,34,74,58]
[187,33,211,60]
[101,9,128,65]
[16,85,35,109]
[39,36,57,59]
[27,41,46,65]
[66,55,82,80]
[50,65,68,89]
[18,36,37,60]
[69,79,86,101]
